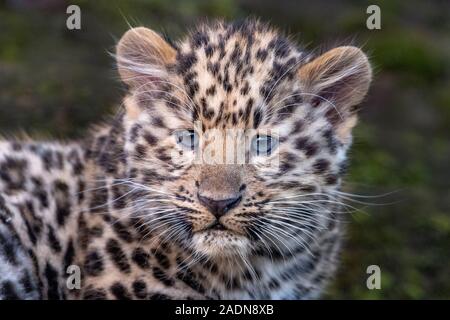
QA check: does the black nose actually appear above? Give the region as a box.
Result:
[198,194,242,218]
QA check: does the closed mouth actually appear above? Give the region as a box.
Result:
[202,221,245,237]
[208,221,226,231]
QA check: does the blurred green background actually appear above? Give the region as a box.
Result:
[0,0,449,299]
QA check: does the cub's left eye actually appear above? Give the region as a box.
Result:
[174,130,199,150]
[251,135,278,156]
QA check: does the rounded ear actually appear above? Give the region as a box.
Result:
[116,27,177,88]
[299,46,372,108]
[298,46,372,141]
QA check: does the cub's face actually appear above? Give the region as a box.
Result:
[116,21,371,258]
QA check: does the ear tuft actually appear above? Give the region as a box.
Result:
[116,27,177,88]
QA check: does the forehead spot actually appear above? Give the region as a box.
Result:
[177,52,197,74]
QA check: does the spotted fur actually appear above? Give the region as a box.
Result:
[0,20,371,299]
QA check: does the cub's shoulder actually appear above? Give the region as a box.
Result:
[0,140,86,197]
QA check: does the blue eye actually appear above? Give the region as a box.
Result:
[175,130,199,150]
[251,135,278,156]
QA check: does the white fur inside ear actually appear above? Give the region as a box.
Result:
[115,55,168,83]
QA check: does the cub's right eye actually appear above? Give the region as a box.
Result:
[174,130,199,151]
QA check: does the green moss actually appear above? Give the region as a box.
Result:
[431,214,450,233]
[369,32,444,82]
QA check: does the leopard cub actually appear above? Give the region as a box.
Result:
[0,19,371,299]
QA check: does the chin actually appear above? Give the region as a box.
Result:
[192,230,251,257]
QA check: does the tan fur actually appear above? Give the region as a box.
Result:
[298,46,372,108]
[123,95,141,120]
[116,27,177,87]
